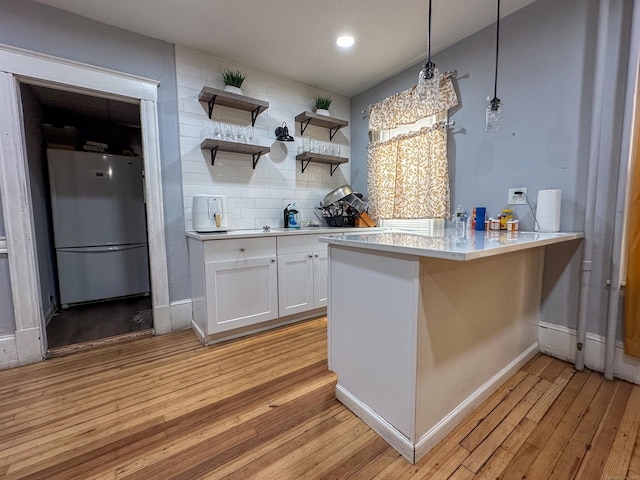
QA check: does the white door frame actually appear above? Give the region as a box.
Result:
[0,44,171,368]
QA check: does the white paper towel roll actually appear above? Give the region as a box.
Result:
[536,189,561,232]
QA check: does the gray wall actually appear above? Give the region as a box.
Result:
[0,163,10,333]
[0,0,189,303]
[351,0,632,336]
[0,256,15,335]
[0,191,14,333]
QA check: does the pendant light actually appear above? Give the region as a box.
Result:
[486,0,503,132]
[417,0,440,109]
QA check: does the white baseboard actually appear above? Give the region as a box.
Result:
[336,343,538,464]
[335,384,415,463]
[0,334,19,370]
[414,342,539,463]
[190,318,206,344]
[170,299,192,331]
[153,303,172,335]
[14,327,44,365]
[191,308,326,346]
[538,321,640,384]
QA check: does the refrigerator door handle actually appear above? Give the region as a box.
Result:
[56,244,147,253]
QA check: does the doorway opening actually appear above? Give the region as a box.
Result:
[20,83,154,352]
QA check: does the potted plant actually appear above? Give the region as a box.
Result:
[220,68,246,95]
[314,96,332,116]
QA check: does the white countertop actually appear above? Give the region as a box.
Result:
[186,226,382,241]
[320,229,583,261]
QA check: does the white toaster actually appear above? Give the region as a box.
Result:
[192,195,229,232]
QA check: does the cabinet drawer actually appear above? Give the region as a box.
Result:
[204,237,276,262]
[277,234,327,255]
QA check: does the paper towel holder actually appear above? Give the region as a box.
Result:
[535,188,562,232]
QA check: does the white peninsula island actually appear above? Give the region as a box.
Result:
[320,229,582,464]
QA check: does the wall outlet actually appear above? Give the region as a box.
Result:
[508,187,527,205]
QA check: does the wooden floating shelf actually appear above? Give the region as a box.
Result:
[294,111,349,140]
[200,138,270,168]
[198,87,269,126]
[296,151,348,176]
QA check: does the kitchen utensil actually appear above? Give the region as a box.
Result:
[356,212,376,227]
[275,122,294,142]
[323,185,353,207]
[343,193,367,214]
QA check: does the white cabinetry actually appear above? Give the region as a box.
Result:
[277,235,327,317]
[190,236,278,335]
[188,230,351,345]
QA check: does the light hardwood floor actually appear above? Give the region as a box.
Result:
[0,316,637,479]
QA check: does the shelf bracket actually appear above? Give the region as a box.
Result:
[209,146,219,165]
[252,151,264,169]
[299,118,312,136]
[329,125,341,141]
[207,95,218,119]
[330,163,340,176]
[250,106,261,127]
[300,159,312,173]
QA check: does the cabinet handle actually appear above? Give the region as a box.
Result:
[240,248,245,252]
[315,254,319,257]
[309,254,313,258]
[271,258,276,262]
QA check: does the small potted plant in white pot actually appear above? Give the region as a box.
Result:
[314,96,332,116]
[220,68,246,95]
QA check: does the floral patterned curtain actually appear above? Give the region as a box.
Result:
[367,77,457,221]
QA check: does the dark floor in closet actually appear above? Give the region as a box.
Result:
[46,295,153,350]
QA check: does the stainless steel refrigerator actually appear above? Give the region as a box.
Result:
[47,149,150,308]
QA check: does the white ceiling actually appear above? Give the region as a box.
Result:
[35,0,536,97]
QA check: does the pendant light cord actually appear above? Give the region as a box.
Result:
[427,0,432,63]
[493,0,501,99]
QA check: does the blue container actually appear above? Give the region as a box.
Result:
[475,207,486,231]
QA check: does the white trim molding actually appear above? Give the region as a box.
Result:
[0,44,171,369]
[0,71,45,365]
[336,343,539,464]
[336,384,415,462]
[0,335,18,369]
[0,43,158,102]
[414,343,538,463]
[539,321,640,384]
[140,99,171,335]
[170,299,193,332]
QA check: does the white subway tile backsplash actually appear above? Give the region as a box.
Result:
[180,124,204,139]
[176,46,350,231]
[178,73,208,91]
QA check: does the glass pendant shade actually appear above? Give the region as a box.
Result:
[417,62,440,109]
[417,0,439,110]
[485,97,503,132]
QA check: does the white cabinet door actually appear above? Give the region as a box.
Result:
[313,250,328,308]
[205,256,278,333]
[278,252,314,317]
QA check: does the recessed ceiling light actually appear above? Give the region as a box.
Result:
[336,35,354,48]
